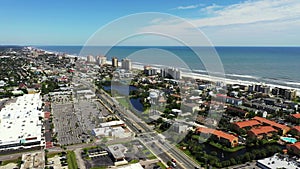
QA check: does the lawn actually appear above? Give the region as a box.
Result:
[142,149,156,159]
[209,141,245,152]
[156,162,167,169]
[67,151,78,169]
[116,97,130,109]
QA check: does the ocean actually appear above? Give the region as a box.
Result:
[37,46,300,89]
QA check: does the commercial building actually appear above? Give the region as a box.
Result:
[112,57,118,67]
[121,58,132,70]
[0,94,44,151]
[256,153,299,169]
[107,144,128,166]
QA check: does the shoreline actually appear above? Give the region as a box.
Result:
[130,62,300,96]
[35,47,300,96]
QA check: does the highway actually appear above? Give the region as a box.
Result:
[96,88,201,169]
[73,74,201,169]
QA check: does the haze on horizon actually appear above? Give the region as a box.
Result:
[1,0,300,46]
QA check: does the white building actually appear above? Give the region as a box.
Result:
[121,58,132,70]
[97,56,107,66]
[0,80,6,87]
[161,67,181,80]
[257,154,299,169]
[87,55,96,63]
[0,94,44,151]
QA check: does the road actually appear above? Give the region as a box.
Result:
[71,72,201,168]
[95,86,201,168]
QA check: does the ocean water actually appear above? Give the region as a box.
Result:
[37,46,300,88]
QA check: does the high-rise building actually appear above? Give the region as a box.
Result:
[161,67,181,80]
[112,57,118,67]
[121,58,132,70]
[97,56,106,66]
[144,65,157,76]
[87,55,95,63]
[285,89,297,100]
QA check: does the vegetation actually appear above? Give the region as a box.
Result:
[67,151,78,169]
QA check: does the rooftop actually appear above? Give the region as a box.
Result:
[249,126,277,136]
[234,120,261,128]
[257,154,299,169]
[293,126,300,133]
[253,116,290,131]
[196,127,238,142]
[0,94,43,146]
[291,113,300,119]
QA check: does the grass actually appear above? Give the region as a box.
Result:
[90,167,107,169]
[67,151,78,169]
[0,158,20,166]
[142,149,156,159]
[116,97,130,109]
[156,162,167,169]
[209,141,245,152]
[47,152,60,158]
[128,159,139,164]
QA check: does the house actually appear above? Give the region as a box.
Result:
[196,127,238,147]
[290,113,300,124]
[248,126,277,140]
[253,116,290,135]
[287,142,300,156]
[216,94,243,106]
[291,126,300,137]
[0,80,6,87]
[182,102,200,113]
[232,120,261,133]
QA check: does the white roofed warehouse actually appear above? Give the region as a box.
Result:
[0,93,44,151]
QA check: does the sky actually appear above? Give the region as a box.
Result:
[0,0,300,46]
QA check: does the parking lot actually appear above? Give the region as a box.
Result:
[52,103,87,145]
[74,100,111,131]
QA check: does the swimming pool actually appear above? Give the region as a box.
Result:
[281,137,297,144]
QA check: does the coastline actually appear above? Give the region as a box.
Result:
[36,47,300,96]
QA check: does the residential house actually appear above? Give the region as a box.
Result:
[253,116,290,135]
[196,127,238,147]
[248,126,277,140]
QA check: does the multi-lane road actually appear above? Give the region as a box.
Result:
[95,86,201,169]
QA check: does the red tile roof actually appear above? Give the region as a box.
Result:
[293,126,300,132]
[289,142,300,150]
[253,116,290,131]
[196,127,238,142]
[249,126,277,136]
[234,120,261,128]
[291,113,300,119]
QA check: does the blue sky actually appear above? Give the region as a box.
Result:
[1,0,300,46]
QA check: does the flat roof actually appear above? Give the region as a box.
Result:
[117,163,143,169]
[107,144,127,160]
[257,154,299,169]
[0,94,43,146]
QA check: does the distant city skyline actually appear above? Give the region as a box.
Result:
[1,0,300,46]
